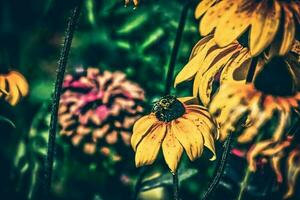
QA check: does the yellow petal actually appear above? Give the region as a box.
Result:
[220,48,251,84]
[284,149,300,199]
[174,36,215,87]
[195,0,216,19]
[214,1,251,47]
[198,44,242,105]
[162,125,183,173]
[172,118,204,161]
[250,1,281,56]
[135,124,166,167]
[6,77,20,106]
[279,4,295,55]
[131,114,158,151]
[9,71,29,97]
[200,0,237,36]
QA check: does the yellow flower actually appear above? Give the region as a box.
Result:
[0,70,29,106]
[175,35,256,106]
[209,82,300,142]
[124,0,139,7]
[131,96,217,173]
[195,0,300,56]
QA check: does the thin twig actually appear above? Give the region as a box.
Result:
[201,134,233,200]
[164,0,190,95]
[43,2,82,197]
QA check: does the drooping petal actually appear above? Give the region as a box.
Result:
[135,124,167,167]
[279,4,296,55]
[131,114,159,151]
[162,125,183,173]
[250,0,281,56]
[200,0,237,36]
[172,118,204,161]
[214,0,252,47]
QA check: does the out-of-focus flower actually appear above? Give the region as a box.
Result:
[124,0,139,7]
[209,82,300,142]
[195,0,300,56]
[0,70,29,106]
[284,146,300,198]
[175,35,254,106]
[131,96,216,173]
[58,68,145,159]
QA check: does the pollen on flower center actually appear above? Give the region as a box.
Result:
[152,95,185,122]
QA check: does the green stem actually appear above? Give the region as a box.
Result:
[164,0,190,95]
[237,169,251,200]
[173,172,179,200]
[43,2,82,197]
[201,133,233,200]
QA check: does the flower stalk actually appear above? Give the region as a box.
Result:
[173,172,179,200]
[43,2,82,197]
[164,0,190,95]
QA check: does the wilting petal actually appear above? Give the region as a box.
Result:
[172,118,204,161]
[135,124,167,167]
[279,4,295,55]
[131,114,159,151]
[162,125,183,173]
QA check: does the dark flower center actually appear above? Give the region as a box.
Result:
[254,57,297,96]
[152,95,185,122]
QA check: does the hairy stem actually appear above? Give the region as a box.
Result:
[43,2,82,197]
[201,133,233,200]
[237,169,251,200]
[164,0,190,95]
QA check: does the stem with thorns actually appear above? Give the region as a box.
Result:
[43,2,82,197]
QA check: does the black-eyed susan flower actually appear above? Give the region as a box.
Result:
[0,70,29,106]
[58,67,145,160]
[195,0,300,56]
[175,35,259,106]
[209,82,300,142]
[131,96,217,173]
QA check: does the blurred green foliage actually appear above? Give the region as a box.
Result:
[0,0,220,199]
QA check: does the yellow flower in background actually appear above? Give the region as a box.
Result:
[0,70,29,106]
[175,35,256,106]
[131,96,217,173]
[124,0,139,7]
[195,0,300,56]
[285,147,300,199]
[209,82,300,142]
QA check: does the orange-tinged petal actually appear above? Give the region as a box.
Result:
[162,125,183,173]
[131,114,159,151]
[135,124,166,167]
[172,118,204,161]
